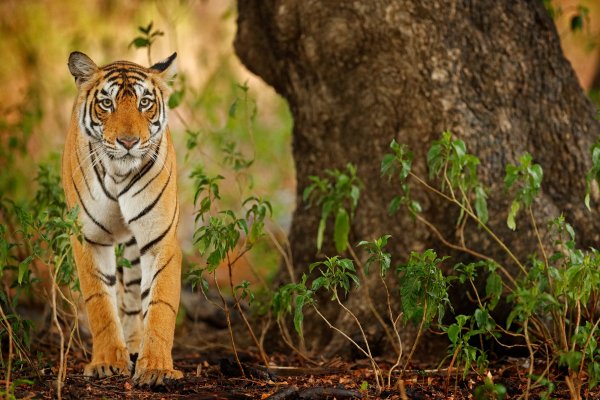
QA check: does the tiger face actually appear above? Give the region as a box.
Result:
[68,52,177,174]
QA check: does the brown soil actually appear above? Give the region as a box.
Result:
[8,340,592,400]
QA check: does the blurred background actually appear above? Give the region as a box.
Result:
[0,0,599,289]
[0,0,295,289]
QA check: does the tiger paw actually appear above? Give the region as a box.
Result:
[84,361,130,378]
[84,346,131,378]
[133,367,183,387]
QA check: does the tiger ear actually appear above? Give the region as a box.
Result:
[150,52,177,82]
[68,52,98,87]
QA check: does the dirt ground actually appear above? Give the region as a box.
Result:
[8,324,595,400]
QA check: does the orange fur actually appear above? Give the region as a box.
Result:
[62,52,182,386]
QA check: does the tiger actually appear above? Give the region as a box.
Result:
[62,51,183,386]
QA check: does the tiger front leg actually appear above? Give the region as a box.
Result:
[117,238,143,357]
[73,239,130,378]
[134,242,183,386]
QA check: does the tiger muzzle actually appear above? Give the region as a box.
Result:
[117,136,140,150]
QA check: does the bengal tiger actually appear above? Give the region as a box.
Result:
[62,51,182,386]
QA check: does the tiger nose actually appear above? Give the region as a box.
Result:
[116,136,140,150]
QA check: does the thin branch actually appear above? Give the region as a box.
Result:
[348,245,398,354]
[409,171,528,277]
[0,304,13,400]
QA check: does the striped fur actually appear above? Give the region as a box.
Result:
[62,52,182,386]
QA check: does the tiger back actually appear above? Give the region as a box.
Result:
[62,51,182,386]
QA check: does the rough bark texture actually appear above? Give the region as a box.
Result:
[235,0,600,356]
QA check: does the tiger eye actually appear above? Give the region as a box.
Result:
[100,98,113,109]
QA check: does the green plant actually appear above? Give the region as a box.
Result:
[473,373,507,400]
[183,76,279,374]
[303,164,361,253]
[129,21,164,66]
[398,249,451,369]
[0,160,81,399]
[383,131,600,399]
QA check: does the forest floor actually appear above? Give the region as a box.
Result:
[8,327,591,400]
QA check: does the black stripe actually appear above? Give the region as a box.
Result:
[72,176,112,235]
[125,278,141,287]
[118,136,162,197]
[103,67,148,79]
[120,308,141,316]
[85,292,107,303]
[109,173,129,184]
[75,147,95,200]
[89,143,117,201]
[147,300,177,315]
[124,237,136,247]
[127,166,172,224]
[96,272,116,286]
[151,255,174,285]
[141,255,174,302]
[96,321,112,338]
[129,257,140,266]
[139,203,178,255]
[82,91,96,139]
[117,265,123,275]
[131,162,165,198]
[150,53,176,72]
[84,236,112,247]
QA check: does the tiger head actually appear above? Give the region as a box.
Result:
[68,51,177,173]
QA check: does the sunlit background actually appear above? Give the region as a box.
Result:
[1,0,599,288]
[0,0,295,287]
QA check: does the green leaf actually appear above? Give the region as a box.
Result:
[447,324,460,344]
[317,218,326,251]
[168,90,184,109]
[380,154,395,176]
[485,271,503,310]
[129,37,150,48]
[474,308,495,331]
[507,200,520,230]
[140,21,153,34]
[334,208,350,253]
[474,186,488,224]
[571,14,583,31]
[18,256,33,285]
[294,295,306,335]
[388,196,403,215]
[451,139,466,159]
[228,98,238,117]
[589,362,600,389]
[311,276,327,291]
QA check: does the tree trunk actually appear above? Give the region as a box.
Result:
[234,0,600,356]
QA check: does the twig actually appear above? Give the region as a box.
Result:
[267,227,296,284]
[50,265,65,400]
[348,245,398,354]
[409,171,528,277]
[403,300,427,371]
[226,253,270,368]
[382,276,403,387]
[334,291,383,390]
[523,318,534,400]
[312,305,382,389]
[212,274,244,377]
[0,305,13,400]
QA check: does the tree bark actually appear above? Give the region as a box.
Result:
[235,0,600,356]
